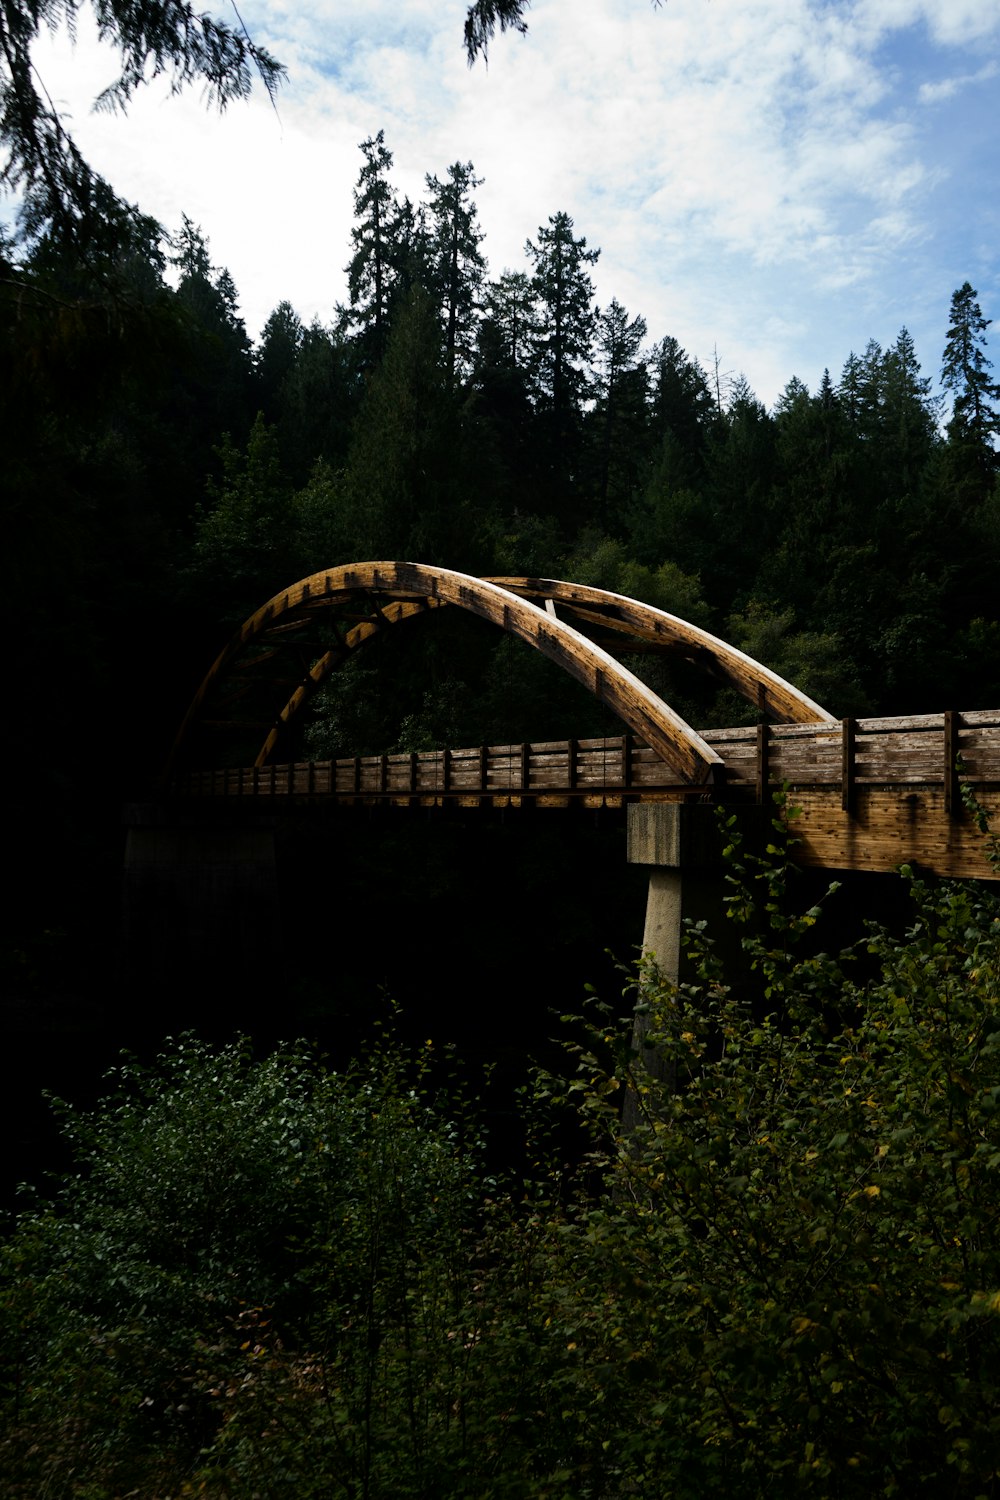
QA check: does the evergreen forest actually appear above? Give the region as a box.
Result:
[6,132,1000,814]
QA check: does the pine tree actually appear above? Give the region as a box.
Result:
[341,288,481,566]
[279,321,359,483]
[343,130,403,364]
[589,298,649,522]
[169,217,253,443]
[471,270,540,517]
[881,326,940,491]
[480,270,538,375]
[188,413,294,625]
[648,335,716,486]
[941,282,1000,460]
[525,211,599,423]
[425,161,487,388]
[255,301,305,419]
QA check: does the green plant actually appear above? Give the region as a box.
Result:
[0,1032,493,1497]
[6,814,1000,1498]
[536,806,1000,1495]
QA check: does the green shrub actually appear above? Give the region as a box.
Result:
[1,1033,495,1497]
[4,811,1000,1497]
[535,810,1000,1496]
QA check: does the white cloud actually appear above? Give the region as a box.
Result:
[7,0,999,406]
[856,0,1000,48]
[919,60,1000,103]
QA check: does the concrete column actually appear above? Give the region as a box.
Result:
[627,802,725,975]
[623,802,765,1126]
[640,869,684,984]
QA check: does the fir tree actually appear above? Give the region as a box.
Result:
[343,130,402,364]
[525,210,599,422]
[425,161,487,387]
[589,298,649,521]
[941,282,1000,464]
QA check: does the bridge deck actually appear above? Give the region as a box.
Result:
[173,709,1000,881]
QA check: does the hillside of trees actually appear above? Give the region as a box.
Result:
[6,131,999,788]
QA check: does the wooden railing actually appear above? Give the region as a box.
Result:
[174,709,1000,808]
[178,735,652,802]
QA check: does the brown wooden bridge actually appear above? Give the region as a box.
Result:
[167,563,1000,883]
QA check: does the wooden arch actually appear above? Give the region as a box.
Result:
[487,577,835,726]
[170,563,835,787]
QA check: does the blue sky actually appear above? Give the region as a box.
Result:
[15,0,1000,410]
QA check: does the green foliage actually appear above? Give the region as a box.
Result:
[725,599,871,719]
[186,412,295,625]
[6,823,1000,1496]
[566,531,711,626]
[535,809,1000,1496]
[1,1032,490,1497]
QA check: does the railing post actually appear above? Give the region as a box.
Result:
[756,723,769,804]
[944,709,960,817]
[841,717,856,815]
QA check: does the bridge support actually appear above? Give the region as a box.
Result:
[627,803,728,978]
[623,802,765,1125]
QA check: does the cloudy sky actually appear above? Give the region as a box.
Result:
[16,0,1000,408]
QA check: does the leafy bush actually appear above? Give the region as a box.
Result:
[535,809,1000,1496]
[4,811,1000,1497]
[1,1033,492,1497]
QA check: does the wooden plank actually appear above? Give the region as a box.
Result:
[702,727,761,745]
[783,786,1000,881]
[854,712,947,733]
